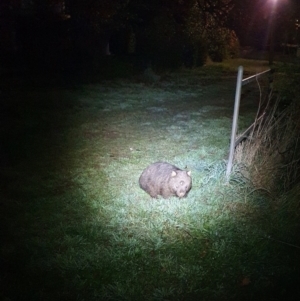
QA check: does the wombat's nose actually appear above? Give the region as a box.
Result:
[177,192,186,198]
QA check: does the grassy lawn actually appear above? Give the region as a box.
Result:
[1,59,299,301]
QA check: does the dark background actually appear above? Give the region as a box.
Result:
[0,0,299,74]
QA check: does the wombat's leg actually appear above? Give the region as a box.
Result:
[160,187,172,199]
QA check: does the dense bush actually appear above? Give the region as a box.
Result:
[234,65,300,199]
[136,23,239,68]
[208,28,240,62]
[139,12,184,69]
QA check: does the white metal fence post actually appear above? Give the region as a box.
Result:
[226,66,244,180]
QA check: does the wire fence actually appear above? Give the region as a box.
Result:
[226,66,273,180]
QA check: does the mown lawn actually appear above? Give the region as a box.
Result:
[1,59,299,301]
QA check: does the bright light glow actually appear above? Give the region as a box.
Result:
[269,0,278,7]
[270,0,278,3]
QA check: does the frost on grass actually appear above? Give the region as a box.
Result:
[147,107,168,113]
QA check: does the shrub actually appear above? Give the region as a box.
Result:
[235,99,299,193]
[141,12,184,69]
[234,68,300,196]
[208,29,240,62]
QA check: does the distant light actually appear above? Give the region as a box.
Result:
[269,0,278,6]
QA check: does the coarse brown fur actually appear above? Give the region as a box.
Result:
[139,162,192,198]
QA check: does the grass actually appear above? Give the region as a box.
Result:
[1,59,299,301]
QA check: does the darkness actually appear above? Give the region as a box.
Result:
[0,0,299,77]
[0,2,300,301]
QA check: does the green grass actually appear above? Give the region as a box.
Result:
[1,60,299,301]
[206,57,270,75]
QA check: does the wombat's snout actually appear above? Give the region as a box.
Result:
[175,181,190,198]
[177,192,186,198]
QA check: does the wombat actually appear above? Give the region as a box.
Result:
[139,162,192,198]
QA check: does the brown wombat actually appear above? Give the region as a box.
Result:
[139,162,192,198]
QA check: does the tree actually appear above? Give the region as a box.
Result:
[180,0,238,62]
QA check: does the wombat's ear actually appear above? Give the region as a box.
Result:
[187,171,191,176]
[171,171,177,177]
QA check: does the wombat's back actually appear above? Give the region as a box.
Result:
[139,162,192,198]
